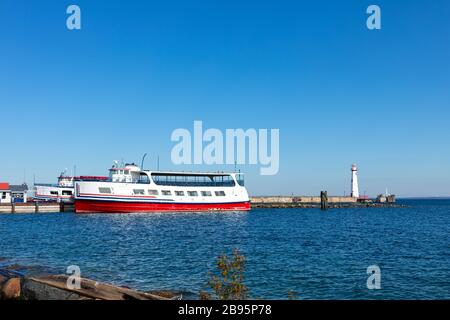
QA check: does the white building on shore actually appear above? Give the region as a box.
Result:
[11,183,28,203]
[0,183,12,204]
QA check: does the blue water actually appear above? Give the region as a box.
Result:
[0,199,449,299]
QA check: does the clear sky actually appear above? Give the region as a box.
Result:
[1,0,449,197]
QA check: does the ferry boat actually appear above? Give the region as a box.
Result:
[34,173,76,203]
[74,163,250,213]
[34,172,108,203]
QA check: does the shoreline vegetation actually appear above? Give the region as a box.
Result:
[199,249,299,300]
[200,249,248,300]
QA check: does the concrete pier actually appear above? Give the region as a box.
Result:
[0,203,74,214]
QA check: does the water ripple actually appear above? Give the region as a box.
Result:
[0,199,449,299]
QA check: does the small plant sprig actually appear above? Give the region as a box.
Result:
[200,249,248,300]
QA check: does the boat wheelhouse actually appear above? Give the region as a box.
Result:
[74,163,250,213]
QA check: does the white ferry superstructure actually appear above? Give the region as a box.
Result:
[74,163,250,213]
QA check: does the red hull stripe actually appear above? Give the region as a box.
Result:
[35,194,72,199]
[75,199,251,213]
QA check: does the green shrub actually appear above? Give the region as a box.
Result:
[200,249,248,300]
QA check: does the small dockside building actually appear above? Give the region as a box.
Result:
[0,182,29,204]
[0,183,11,204]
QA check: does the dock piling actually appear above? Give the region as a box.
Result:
[320,191,328,211]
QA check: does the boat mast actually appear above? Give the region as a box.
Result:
[141,153,147,170]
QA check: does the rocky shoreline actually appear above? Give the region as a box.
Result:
[0,262,181,300]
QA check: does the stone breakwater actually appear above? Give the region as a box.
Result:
[250,196,404,209]
[251,196,358,204]
[251,202,405,209]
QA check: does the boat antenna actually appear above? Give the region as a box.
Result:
[234,161,237,173]
[141,153,147,170]
[157,155,160,171]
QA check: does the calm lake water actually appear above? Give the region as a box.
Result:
[1,199,449,299]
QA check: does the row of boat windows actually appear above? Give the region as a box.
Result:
[50,191,73,196]
[114,170,131,175]
[98,188,226,197]
[138,174,242,187]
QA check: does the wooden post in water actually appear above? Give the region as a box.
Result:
[320,191,328,211]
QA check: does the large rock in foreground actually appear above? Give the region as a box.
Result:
[0,268,178,300]
[21,275,173,300]
[1,278,21,299]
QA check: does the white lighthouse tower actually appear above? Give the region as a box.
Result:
[351,164,359,198]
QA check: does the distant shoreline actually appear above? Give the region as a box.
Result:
[396,197,450,200]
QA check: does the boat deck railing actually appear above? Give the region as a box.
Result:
[152,181,236,187]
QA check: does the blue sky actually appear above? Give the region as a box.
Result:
[1,0,449,197]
